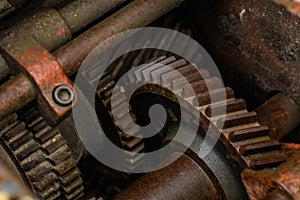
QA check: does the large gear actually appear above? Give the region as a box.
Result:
[121,56,287,169]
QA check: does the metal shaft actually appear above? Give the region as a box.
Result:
[113,153,224,200]
[59,0,128,34]
[54,0,184,76]
[256,93,300,140]
[0,0,184,121]
[0,74,36,124]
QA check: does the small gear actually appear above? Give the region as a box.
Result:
[0,106,84,200]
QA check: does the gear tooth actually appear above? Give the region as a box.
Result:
[0,120,21,137]
[205,98,247,118]
[0,113,18,130]
[40,181,60,199]
[36,128,58,143]
[15,139,40,160]
[3,122,26,140]
[42,134,65,154]
[28,117,44,130]
[46,191,61,200]
[21,150,46,171]
[150,59,187,83]
[32,119,50,132]
[141,56,176,81]
[59,168,81,185]
[238,140,280,156]
[49,145,72,164]
[27,161,53,180]
[122,137,143,150]
[217,112,258,129]
[228,126,269,142]
[62,178,83,194]
[9,130,32,150]
[31,172,57,191]
[63,185,84,200]
[246,153,288,169]
[55,158,77,175]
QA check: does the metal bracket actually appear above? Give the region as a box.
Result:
[0,37,76,126]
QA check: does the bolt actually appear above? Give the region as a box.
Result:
[53,85,74,106]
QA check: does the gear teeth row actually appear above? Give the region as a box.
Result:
[89,19,192,170]
[0,107,84,200]
[97,73,145,170]
[123,56,287,169]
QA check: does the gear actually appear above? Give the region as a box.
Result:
[0,106,84,200]
[122,56,287,169]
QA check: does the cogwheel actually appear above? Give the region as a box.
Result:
[0,105,84,200]
[122,56,287,169]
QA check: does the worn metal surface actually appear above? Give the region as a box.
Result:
[275,0,300,17]
[188,0,300,109]
[125,56,286,169]
[0,74,36,121]
[0,37,75,126]
[113,153,225,200]
[256,93,300,140]
[242,153,300,200]
[59,0,128,34]
[92,48,247,199]
[54,0,185,76]
[0,160,33,200]
[1,0,124,51]
[279,143,300,158]
[0,0,184,124]
[1,8,72,51]
[0,106,84,199]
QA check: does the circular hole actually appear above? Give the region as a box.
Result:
[53,85,74,106]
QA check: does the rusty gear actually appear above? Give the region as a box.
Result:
[0,106,84,200]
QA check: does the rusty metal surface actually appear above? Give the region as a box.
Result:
[92,48,247,199]
[275,0,300,17]
[1,8,72,51]
[1,0,124,52]
[279,143,300,158]
[124,56,286,169]
[0,0,184,125]
[54,0,185,76]
[0,74,36,121]
[242,153,300,200]
[0,106,84,199]
[188,0,300,109]
[113,153,225,200]
[256,93,300,140]
[59,0,128,34]
[0,37,75,126]
[28,8,72,51]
